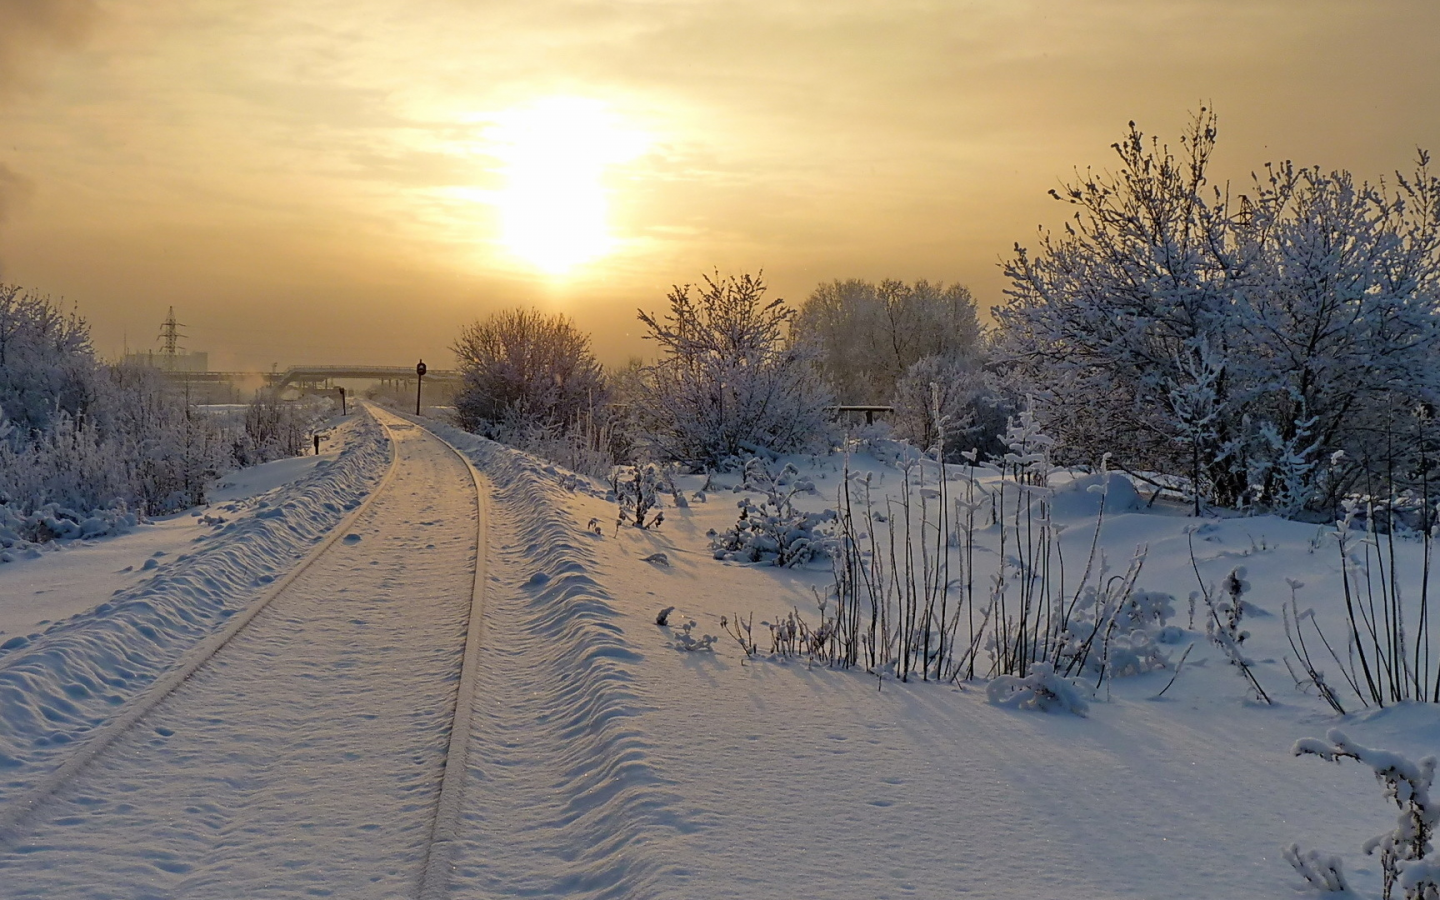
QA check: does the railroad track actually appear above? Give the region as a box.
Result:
[0,404,491,899]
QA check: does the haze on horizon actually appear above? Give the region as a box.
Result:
[2,0,1438,372]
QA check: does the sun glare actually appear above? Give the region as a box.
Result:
[488,98,646,276]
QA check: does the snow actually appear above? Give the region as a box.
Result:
[2,409,1438,898]
[0,407,473,897]
[0,417,357,640]
[0,412,389,802]
[425,421,1440,899]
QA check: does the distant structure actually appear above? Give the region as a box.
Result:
[123,306,208,373]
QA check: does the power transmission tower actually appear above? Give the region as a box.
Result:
[157,307,186,371]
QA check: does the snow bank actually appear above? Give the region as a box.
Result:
[0,412,391,798]
[0,504,140,559]
[1047,470,1142,519]
[425,419,683,898]
[985,661,1090,715]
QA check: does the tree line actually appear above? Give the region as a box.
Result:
[451,270,1000,477]
[0,285,326,533]
[5,107,1435,522]
[455,109,1440,518]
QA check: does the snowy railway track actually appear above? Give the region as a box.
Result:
[0,412,403,845]
[417,413,489,900]
[0,405,493,899]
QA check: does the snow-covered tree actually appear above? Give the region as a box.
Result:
[632,271,833,466]
[100,362,228,512]
[1243,162,1440,510]
[795,278,983,406]
[888,355,1009,461]
[1,360,231,517]
[0,284,100,438]
[0,284,319,524]
[452,308,607,439]
[996,109,1440,513]
[231,388,324,466]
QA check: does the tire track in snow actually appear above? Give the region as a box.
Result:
[421,425,687,900]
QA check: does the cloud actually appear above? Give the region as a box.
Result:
[0,0,96,94]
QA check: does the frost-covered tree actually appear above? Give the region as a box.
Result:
[795,278,983,405]
[889,355,1009,461]
[997,109,1440,513]
[632,271,833,466]
[101,362,229,513]
[1243,162,1440,510]
[231,389,321,466]
[452,308,607,439]
[1,359,229,517]
[0,284,313,523]
[0,284,99,438]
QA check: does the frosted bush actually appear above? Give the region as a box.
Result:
[986,662,1089,716]
[1282,843,1350,894]
[452,308,607,440]
[0,502,138,557]
[1293,729,1438,900]
[612,463,662,529]
[709,498,836,566]
[631,271,834,466]
[997,113,1440,514]
[1057,586,1176,678]
[709,458,837,566]
[888,354,1009,462]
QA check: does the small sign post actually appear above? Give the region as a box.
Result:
[415,360,427,415]
[337,386,347,416]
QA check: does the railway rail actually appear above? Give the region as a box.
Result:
[0,404,491,898]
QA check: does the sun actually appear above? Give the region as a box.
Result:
[487,97,646,276]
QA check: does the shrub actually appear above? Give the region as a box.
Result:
[708,458,837,566]
[888,355,1010,462]
[986,662,1090,716]
[1293,729,1438,900]
[632,271,833,467]
[452,307,607,439]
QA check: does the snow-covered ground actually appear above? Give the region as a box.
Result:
[0,408,476,897]
[427,417,1440,900]
[0,419,357,641]
[0,412,389,798]
[2,408,1437,898]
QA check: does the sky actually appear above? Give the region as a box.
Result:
[2,0,1440,371]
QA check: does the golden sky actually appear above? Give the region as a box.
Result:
[2,0,1439,370]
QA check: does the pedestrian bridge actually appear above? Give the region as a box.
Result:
[269,365,460,392]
